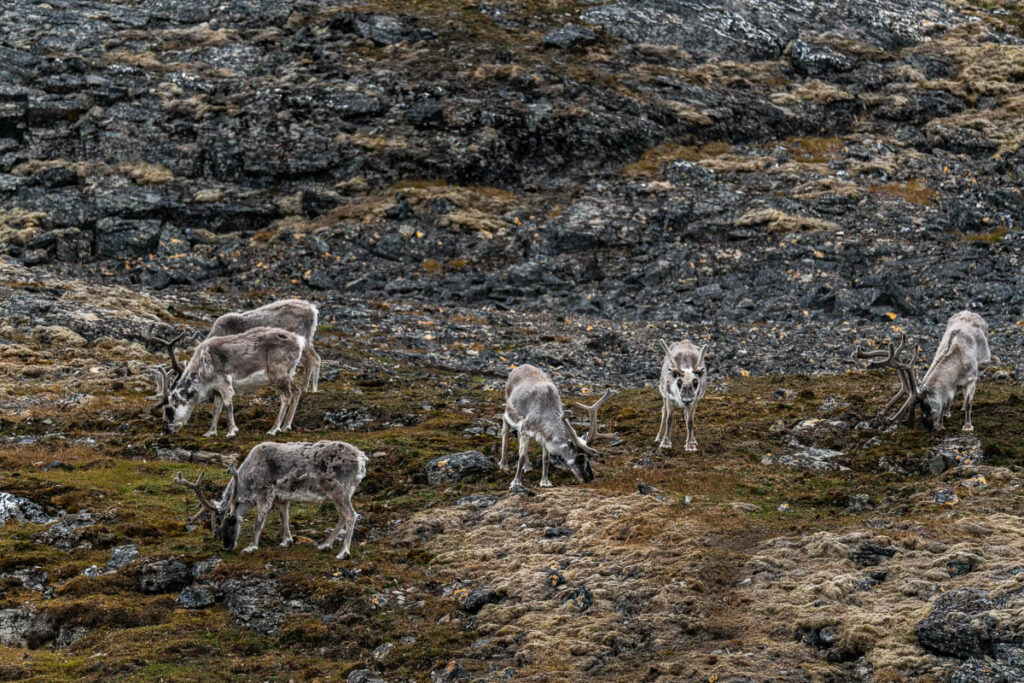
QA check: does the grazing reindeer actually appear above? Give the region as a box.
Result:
[656,339,708,451]
[499,364,615,489]
[853,311,990,431]
[174,441,368,559]
[208,299,322,393]
[144,324,190,413]
[161,326,304,437]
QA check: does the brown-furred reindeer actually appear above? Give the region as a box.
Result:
[854,311,991,432]
[499,364,615,489]
[208,299,322,393]
[655,339,708,451]
[174,441,367,559]
[161,326,304,437]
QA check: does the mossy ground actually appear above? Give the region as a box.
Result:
[2,310,1021,679]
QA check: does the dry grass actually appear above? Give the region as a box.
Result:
[867,180,937,206]
[734,208,840,233]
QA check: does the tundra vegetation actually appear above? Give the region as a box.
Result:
[2,0,1024,680]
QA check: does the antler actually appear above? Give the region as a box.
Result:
[574,390,619,445]
[146,323,186,376]
[659,339,684,373]
[147,366,168,407]
[173,470,219,529]
[853,332,921,425]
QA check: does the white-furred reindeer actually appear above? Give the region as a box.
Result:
[854,311,990,432]
[655,339,708,451]
[174,440,367,559]
[499,364,615,489]
[161,326,304,437]
[209,299,322,393]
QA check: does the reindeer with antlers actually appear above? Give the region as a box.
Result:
[161,326,306,437]
[499,364,616,489]
[853,311,990,431]
[173,440,368,559]
[656,339,709,451]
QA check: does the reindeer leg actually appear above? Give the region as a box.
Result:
[684,405,698,452]
[268,378,292,435]
[962,381,976,432]
[278,502,293,547]
[655,397,668,445]
[224,396,238,439]
[304,344,321,393]
[660,402,674,450]
[335,493,359,560]
[283,379,301,431]
[510,434,530,490]
[499,417,510,472]
[539,443,553,488]
[204,395,223,437]
[243,500,272,553]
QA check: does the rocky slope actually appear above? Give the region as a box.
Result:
[1,0,1023,680]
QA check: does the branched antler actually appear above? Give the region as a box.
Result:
[574,390,619,445]
[146,323,186,376]
[853,332,921,425]
[173,470,219,530]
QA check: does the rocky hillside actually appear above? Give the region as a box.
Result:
[1,0,1024,680]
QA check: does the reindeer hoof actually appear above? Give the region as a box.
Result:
[659,441,672,450]
[335,550,350,560]
[498,463,509,473]
[963,424,974,432]
[317,542,332,552]
[539,479,553,488]
[685,442,698,452]
[267,428,280,436]
[241,545,258,554]
[279,539,294,548]
[225,430,238,439]
[203,430,217,438]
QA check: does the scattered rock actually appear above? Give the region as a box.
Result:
[456,587,503,614]
[348,670,388,683]
[565,585,593,611]
[542,24,597,50]
[106,544,139,571]
[34,512,101,550]
[425,451,494,485]
[0,492,56,526]
[139,559,191,594]
[730,502,762,513]
[916,589,996,659]
[777,446,847,472]
[454,494,498,509]
[221,577,313,634]
[542,527,574,539]
[177,585,216,609]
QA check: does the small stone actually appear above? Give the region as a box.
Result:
[730,502,762,513]
[543,527,574,539]
[106,544,139,571]
[43,461,73,472]
[777,502,791,512]
[177,585,215,609]
[139,559,191,594]
[935,488,960,506]
[348,670,387,683]
[961,475,988,488]
[566,585,593,611]
[456,587,502,614]
[542,24,597,49]
[425,451,495,485]
[454,494,498,509]
[372,642,395,661]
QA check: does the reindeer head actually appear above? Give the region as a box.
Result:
[661,340,706,409]
[163,376,199,434]
[217,464,242,550]
[551,409,603,483]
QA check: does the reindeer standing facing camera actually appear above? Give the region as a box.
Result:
[656,339,708,451]
[853,311,990,432]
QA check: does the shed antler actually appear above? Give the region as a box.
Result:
[853,332,920,425]
[173,470,219,531]
[574,390,619,445]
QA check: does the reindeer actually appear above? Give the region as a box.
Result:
[853,311,990,432]
[655,339,708,451]
[161,326,304,437]
[499,364,615,489]
[173,441,367,559]
[208,299,322,393]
